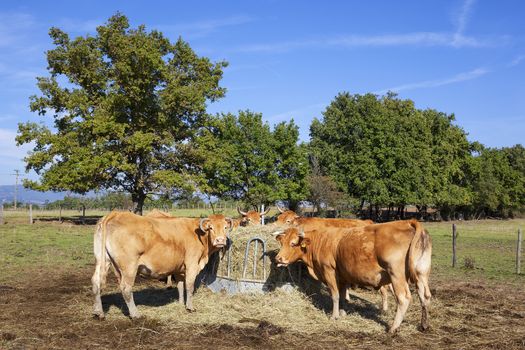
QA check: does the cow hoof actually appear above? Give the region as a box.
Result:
[186,308,196,313]
[418,323,430,332]
[330,315,339,321]
[388,327,399,335]
[93,313,105,320]
[339,310,347,318]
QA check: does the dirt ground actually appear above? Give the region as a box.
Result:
[0,268,524,350]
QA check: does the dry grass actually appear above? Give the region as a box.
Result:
[1,268,524,350]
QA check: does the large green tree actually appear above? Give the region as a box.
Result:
[310,92,473,219]
[16,13,227,214]
[194,111,308,208]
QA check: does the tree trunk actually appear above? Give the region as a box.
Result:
[132,192,146,215]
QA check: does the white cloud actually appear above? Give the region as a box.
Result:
[234,31,504,53]
[0,12,35,47]
[266,103,325,123]
[509,54,525,67]
[55,18,102,34]
[0,128,32,161]
[157,15,254,39]
[375,68,489,94]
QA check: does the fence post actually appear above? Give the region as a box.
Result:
[59,206,62,222]
[261,204,265,225]
[452,223,457,267]
[29,203,33,225]
[0,203,3,225]
[517,228,522,275]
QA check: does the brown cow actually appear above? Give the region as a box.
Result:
[91,211,232,319]
[273,219,432,333]
[274,207,390,309]
[275,207,373,229]
[237,206,271,226]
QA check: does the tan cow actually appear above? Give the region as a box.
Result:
[275,206,373,229]
[144,209,178,289]
[237,206,271,226]
[92,211,232,319]
[274,207,391,309]
[273,219,432,333]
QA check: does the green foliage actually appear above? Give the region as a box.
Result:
[16,13,227,214]
[310,92,474,217]
[466,145,525,218]
[194,111,309,207]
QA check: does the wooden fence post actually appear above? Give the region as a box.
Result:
[517,228,522,275]
[452,223,457,267]
[0,203,3,225]
[59,206,62,222]
[29,204,33,224]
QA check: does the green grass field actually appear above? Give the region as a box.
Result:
[0,216,523,284]
[1,216,524,349]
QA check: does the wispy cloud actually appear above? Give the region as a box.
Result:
[266,103,325,123]
[234,31,504,53]
[452,0,476,47]
[55,18,102,34]
[0,128,32,161]
[157,15,254,39]
[0,12,35,47]
[508,54,525,67]
[375,67,489,94]
[232,0,506,53]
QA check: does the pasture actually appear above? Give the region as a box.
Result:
[0,215,524,349]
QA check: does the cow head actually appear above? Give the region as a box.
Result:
[275,207,301,227]
[272,227,311,267]
[199,214,233,249]
[237,206,271,226]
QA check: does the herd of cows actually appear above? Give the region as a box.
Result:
[91,206,432,333]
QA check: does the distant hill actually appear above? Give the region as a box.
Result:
[0,185,72,204]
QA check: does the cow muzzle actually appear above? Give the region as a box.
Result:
[275,255,289,267]
[213,237,227,248]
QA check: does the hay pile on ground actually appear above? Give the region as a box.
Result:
[215,224,286,282]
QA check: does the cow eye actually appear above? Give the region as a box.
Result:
[286,220,291,223]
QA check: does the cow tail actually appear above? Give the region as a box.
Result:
[97,211,116,287]
[408,219,425,284]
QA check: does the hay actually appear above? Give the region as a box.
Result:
[216,224,284,281]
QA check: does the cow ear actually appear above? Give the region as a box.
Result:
[271,231,284,242]
[300,238,311,248]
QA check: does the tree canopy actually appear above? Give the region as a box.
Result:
[16,13,227,214]
[194,110,309,208]
[310,92,475,219]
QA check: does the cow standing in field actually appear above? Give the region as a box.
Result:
[237,206,271,226]
[273,219,432,333]
[91,211,232,319]
[275,206,373,229]
[273,207,393,310]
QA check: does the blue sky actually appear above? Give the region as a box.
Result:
[0,0,524,185]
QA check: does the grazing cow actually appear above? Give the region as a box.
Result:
[237,206,271,226]
[273,219,432,333]
[275,206,373,229]
[274,207,390,310]
[92,211,233,319]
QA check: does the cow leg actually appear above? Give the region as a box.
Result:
[389,278,412,333]
[379,285,389,312]
[92,254,110,319]
[325,274,340,320]
[119,266,140,319]
[166,275,173,289]
[177,280,185,305]
[184,266,200,312]
[338,283,348,317]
